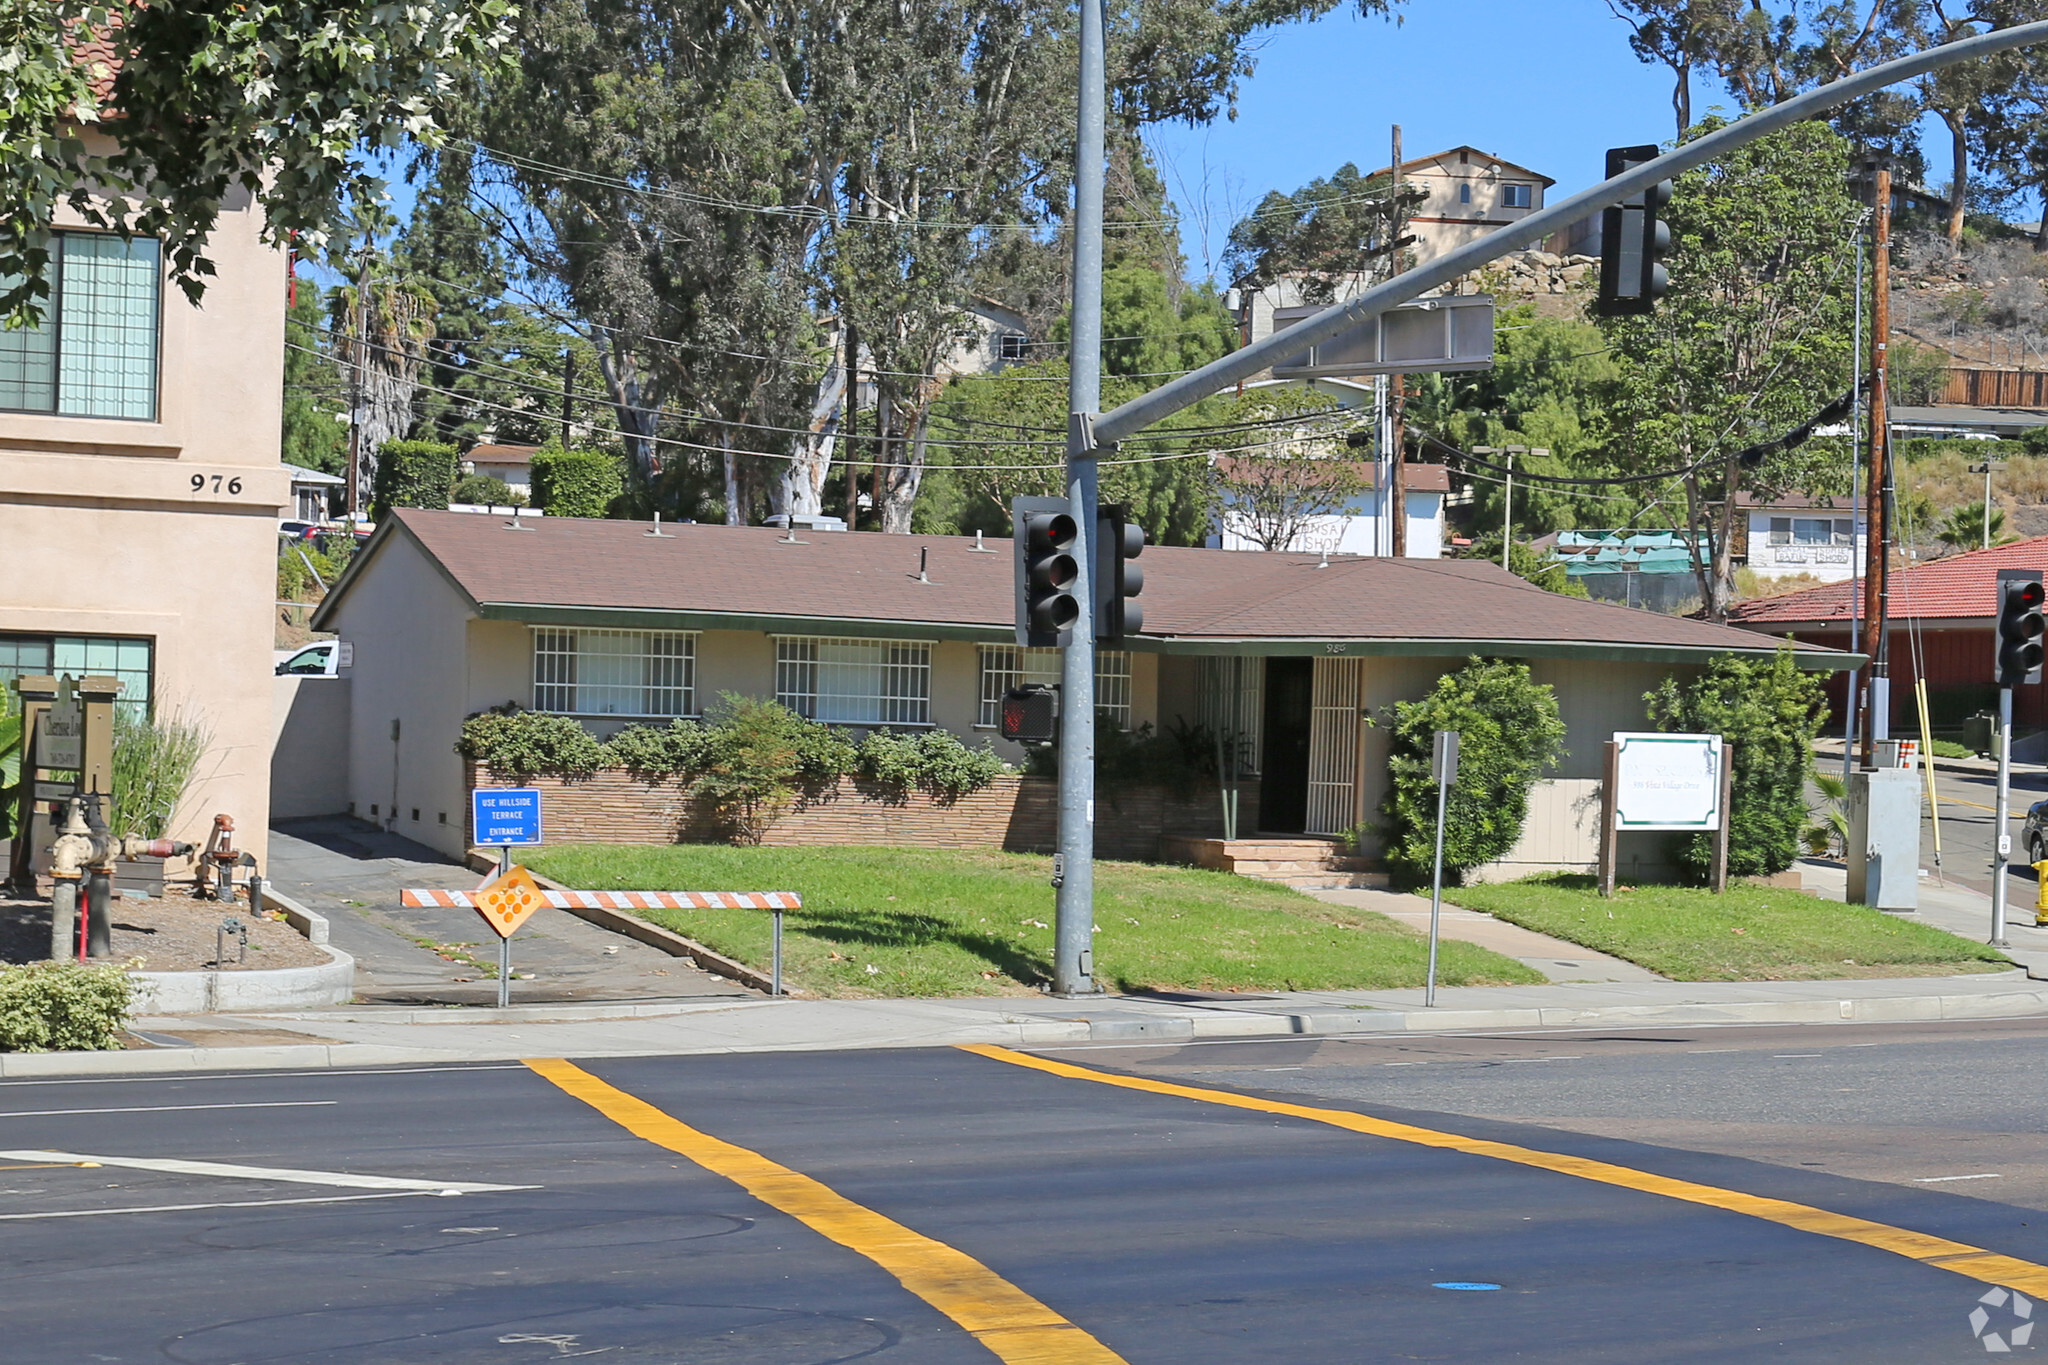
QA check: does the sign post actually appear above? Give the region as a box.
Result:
[1425,730,1459,1008]
[1603,733,1729,895]
[470,788,543,1007]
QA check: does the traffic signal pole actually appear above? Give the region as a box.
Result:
[1995,682,2013,947]
[1087,19,2048,450]
[1056,0,1108,997]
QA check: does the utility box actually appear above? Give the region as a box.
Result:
[1847,767,1921,911]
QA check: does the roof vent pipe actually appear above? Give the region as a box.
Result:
[916,546,930,583]
[969,528,998,553]
[646,511,673,538]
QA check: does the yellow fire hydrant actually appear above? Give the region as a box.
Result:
[2036,862,2048,926]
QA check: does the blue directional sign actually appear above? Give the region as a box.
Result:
[472,787,543,846]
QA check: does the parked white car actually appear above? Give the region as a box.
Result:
[275,642,339,676]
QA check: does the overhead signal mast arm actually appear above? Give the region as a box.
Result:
[1089,18,2048,447]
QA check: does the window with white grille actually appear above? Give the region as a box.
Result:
[532,629,696,717]
[977,646,1131,730]
[775,637,932,725]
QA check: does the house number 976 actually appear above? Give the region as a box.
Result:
[192,474,244,495]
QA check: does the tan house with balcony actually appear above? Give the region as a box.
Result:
[1236,146,1554,348]
[1,173,288,867]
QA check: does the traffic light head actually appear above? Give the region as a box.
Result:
[1097,505,1146,645]
[1014,497,1083,647]
[1997,570,2046,687]
[1597,145,1672,317]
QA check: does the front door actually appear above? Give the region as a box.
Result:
[1259,657,1313,833]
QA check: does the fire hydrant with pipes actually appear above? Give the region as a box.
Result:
[48,795,193,961]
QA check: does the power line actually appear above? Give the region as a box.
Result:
[285,342,1363,472]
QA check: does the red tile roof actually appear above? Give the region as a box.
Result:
[314,510,1849,666]
[1726,536,2048,626]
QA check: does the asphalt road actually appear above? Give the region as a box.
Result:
[11,1021,2048,1362]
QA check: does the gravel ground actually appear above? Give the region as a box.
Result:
[0,885,328,971]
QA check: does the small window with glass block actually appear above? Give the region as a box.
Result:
[1,233,161,420]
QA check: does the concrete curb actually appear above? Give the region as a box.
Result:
[258,884,330,946]
[464,853,778,997]
[9,978,2048,1079]
[128,948,357,1015]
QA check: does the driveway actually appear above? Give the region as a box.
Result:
[266,817,754,1006]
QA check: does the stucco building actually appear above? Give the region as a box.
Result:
[1,159,287,867]
[305,512,1846,879]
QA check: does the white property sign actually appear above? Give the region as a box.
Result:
[1612,732,1724,831]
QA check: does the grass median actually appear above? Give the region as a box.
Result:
[1445,874,2012,981]
[525,844,1541,998]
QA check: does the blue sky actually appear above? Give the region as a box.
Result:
[1146,0,1973,281]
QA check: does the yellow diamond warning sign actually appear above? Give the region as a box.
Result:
[474,865,544,939]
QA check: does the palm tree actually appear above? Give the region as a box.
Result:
[1937,500,2008,553]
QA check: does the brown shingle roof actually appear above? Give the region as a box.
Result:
[316,510,1847,665]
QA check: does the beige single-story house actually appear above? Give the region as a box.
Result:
[304,511,1848,878]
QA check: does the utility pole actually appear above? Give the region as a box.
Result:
[1055,0,1108,997]
[1844,210,1867,785]
[1389,124,1408,559]
[1860,165,1893,766]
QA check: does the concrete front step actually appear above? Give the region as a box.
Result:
[1160,833,1384,889]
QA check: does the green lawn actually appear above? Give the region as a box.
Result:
[526,845,1541,998]
[1445,875,2012,981]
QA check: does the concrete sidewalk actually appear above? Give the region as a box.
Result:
[1305,886,1664,983]
[0,965,2014,1080]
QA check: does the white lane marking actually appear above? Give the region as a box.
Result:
[0,1190,440,1221]
[0,1101,337,1119]
[1259,1067,1305,1072]
[0,1064,531,1088]
[1914,1173,2005,1183]
[0,1149,533,1193]
[1773,1054,1823,1059]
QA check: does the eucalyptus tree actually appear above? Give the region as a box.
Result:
[1594,119,1862,620]
[463,0,1399,528]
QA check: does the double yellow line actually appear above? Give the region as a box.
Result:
[530,1046,2048,1362]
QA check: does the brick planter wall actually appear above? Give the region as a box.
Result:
[466,763,1255,861]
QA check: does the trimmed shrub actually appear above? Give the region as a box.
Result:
[694,695,855,843]
[603,719,713,782]
[1378,658,1567,886]
[1645,645,1829,879]
[856,729,1006,801]
[0,962,133,1051]
[370,439,457,522]
[530,446,625,518]
[452,472,518,506]
[456,706,605,782]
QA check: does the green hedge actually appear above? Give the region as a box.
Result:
[455,701,1010,841]
[0,962,133,1051]
[370,439,457,522]
[530,446,624,518]
[1377,658,1567,886]
[1646,646,1828,879]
